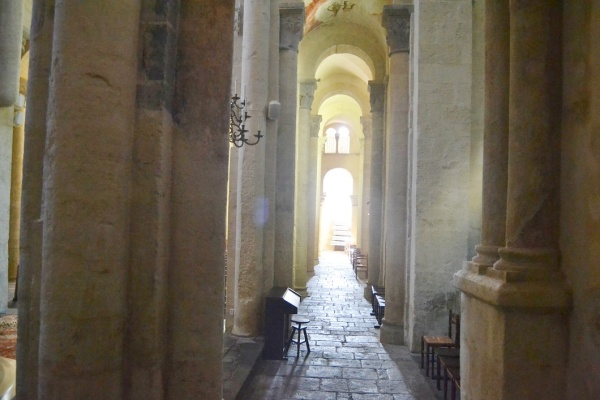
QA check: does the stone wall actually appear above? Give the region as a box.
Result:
[562,2,600,398]
[406,0,472,350]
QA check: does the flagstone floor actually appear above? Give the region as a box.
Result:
[236,251,439,400]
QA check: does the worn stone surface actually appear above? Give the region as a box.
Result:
[293,79,314,295]
[233,0,270,337]
[562,1,600,399]
[0,1,23,106]
[168,2,233,398]
[406,0,472,351]
[274,7,304,288]
[0,109,12,314]
[381,6,410,346]
[8,105,23,281]
[38,1,140,397]
[237,252,438,399]
[16,1,54,396]
[367,81,385,291]
[467,0,484,262]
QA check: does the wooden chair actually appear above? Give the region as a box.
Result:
[434,314,460,390]
[420,310,459,377]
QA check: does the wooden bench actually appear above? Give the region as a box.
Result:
[351,249,368,279]
[373,294,385,328]
[443,362,460,400]
[370,285,385,317]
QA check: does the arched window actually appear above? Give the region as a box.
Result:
[325,127,337,153]
[337,126,350,154]
[323,125,350,154]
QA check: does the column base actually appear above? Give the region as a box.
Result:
[379,320,404,345]
[470,244,501,273]
[454,261,571,400]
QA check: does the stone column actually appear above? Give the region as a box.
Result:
[469,0,509,272]
[360,116,372,262]
[365,81,385,295]
[0,0,23,106]
[261,0,283,303]
[17,1,54,397]
[167,2,234,398]
[274,4,304,288]
[8,93,24,280]
[125,1,179,398]
[455,2,570,399]
[4,0,25,282]
[380,5,411,345]
[38,1,140,397]
[233,0,270,337]
[294,79,316,296]
[0,0,24,319]
[307,114,322,272]
[226,0,244,333]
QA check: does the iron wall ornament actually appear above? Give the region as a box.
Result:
[229,94,263,147]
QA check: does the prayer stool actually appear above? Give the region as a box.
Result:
[286,316,311,358]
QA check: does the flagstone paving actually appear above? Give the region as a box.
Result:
[236,251,438,400]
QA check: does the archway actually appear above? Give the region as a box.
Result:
[319,168,353,252]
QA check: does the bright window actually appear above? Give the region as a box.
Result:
[323,125,350,154]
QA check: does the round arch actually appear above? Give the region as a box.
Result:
[299,25,387,80]
[319,168,354,251]
[315,45,376,82]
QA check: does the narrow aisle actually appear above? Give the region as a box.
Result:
[237,251,437,400]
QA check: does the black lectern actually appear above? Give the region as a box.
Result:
[263,287,301,359]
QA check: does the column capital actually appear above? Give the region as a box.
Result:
[310,115,322,137]
[279,4,305,52]
[360,116,373,139]
[382,5,412,54]
[299,80,317,110]
[368,81,385,113]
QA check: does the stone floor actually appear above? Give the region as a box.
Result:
[235,251,440,400]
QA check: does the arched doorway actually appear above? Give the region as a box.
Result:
[319,168,353,252]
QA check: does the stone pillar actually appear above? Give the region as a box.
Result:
[226,0,244,333]
[380,5,411,345]
[8,95,24,280]
[37,1,140,397]
[365,81,385,294]
[274,4,304,288]
[360,116,372,261]
[307,114,322,272]
[167,2,233,398]
[233,0,270,337]
[261,0,283,304]
[0,0,23,319]
[0,0,23,106]
[294,79,316,296]
[125,1,179,398]
[455,1,570,399]
[17,1,54,397]
[469,0,509,272]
